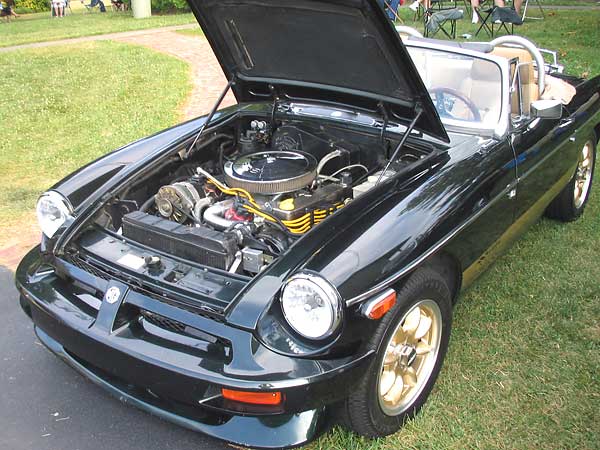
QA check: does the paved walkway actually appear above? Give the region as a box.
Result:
[0,218,40,271]
[0,23,197,53]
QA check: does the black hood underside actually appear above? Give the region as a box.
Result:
[187,0,449,142]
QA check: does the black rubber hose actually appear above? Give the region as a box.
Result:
[140,196,155,212]
[219,139,234,172]
[187,133,232,158]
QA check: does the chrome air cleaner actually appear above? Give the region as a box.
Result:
[224,151,318,195]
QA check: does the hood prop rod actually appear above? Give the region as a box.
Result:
[376,107,423,186]
[377,102,389,149]
[185,78,235,158]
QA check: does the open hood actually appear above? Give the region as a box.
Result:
[187,0,449,142]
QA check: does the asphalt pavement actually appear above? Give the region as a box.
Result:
[0,266,229,450]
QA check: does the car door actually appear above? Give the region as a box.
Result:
[509,76,579,221]
[449,136,518,287]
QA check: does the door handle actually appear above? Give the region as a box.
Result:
[559,118,575,128]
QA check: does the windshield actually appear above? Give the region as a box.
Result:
[407,47,503,129]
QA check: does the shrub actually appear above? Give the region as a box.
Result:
[151,0,189,12]
[15,0,49,12]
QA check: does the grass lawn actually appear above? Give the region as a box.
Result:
[539,0,598,4]
[1,10,195,48]
[0,40,190,246]
[174,28,204,37]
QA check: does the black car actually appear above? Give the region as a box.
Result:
[16,0,599,448]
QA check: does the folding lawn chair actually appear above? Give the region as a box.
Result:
[521,0,544,21]
[50,0,73,16]
[474,5,522,38]
[424,6,463,39]
[412,0,470,22]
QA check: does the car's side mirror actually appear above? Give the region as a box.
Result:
[531,99,562,120]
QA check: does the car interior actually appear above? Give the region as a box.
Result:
[399,30,576,126]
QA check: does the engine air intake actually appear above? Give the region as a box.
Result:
[223,151,317,194]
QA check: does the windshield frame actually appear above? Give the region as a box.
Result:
[404,40,511,139]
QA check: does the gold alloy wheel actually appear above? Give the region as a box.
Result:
[574,140,595,209]
[377,299,442,416]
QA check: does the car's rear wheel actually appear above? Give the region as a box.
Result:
[341,267,452,438]
[546,135,596,222]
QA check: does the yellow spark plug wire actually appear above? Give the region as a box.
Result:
[196,167,344,234]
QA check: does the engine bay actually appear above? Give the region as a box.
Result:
[95,117,434,277]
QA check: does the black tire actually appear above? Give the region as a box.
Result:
[546,135,597,222]
[341,267,453,438]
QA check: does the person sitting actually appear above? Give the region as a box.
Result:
[0,0,20,21]
[111,0,126,10]
[81,0,106,12]
[470,0,522,23]
[408,0,431,12]
[52,0,65,17]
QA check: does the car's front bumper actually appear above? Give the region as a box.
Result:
[16,247,373,449]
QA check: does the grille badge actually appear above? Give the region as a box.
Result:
[104,286,122,304]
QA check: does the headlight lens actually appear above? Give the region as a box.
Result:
[280,272,342,340]
[36,191,73,238]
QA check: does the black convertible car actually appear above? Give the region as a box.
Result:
[16,0,599,448]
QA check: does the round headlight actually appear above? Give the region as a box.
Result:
[36,191,73,238]
[280,272,342,340]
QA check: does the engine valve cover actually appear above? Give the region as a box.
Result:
[271,183,352,221]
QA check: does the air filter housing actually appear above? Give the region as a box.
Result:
[224,151,317,194]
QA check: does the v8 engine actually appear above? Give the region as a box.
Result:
[115,119,421,276]
[122,140,358,275]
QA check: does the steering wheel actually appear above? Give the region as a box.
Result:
[429,87,481,123]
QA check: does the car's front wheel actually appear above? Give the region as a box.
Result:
[341,267,452,438]
[546,135,596,222]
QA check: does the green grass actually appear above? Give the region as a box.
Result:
[0,41,190,239]
[0,10,195,48]
[174,28,204,37]
[540,0,598,5]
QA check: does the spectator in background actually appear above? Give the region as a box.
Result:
[470,0,522,23]
[408,0,431,12]
[385,0,401,21]
[52,0,65,17]
[377,0,403,22]
[0,0,20,21]
[111,0,126,10]
[81,0,106,12]
[408,0,522,22]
